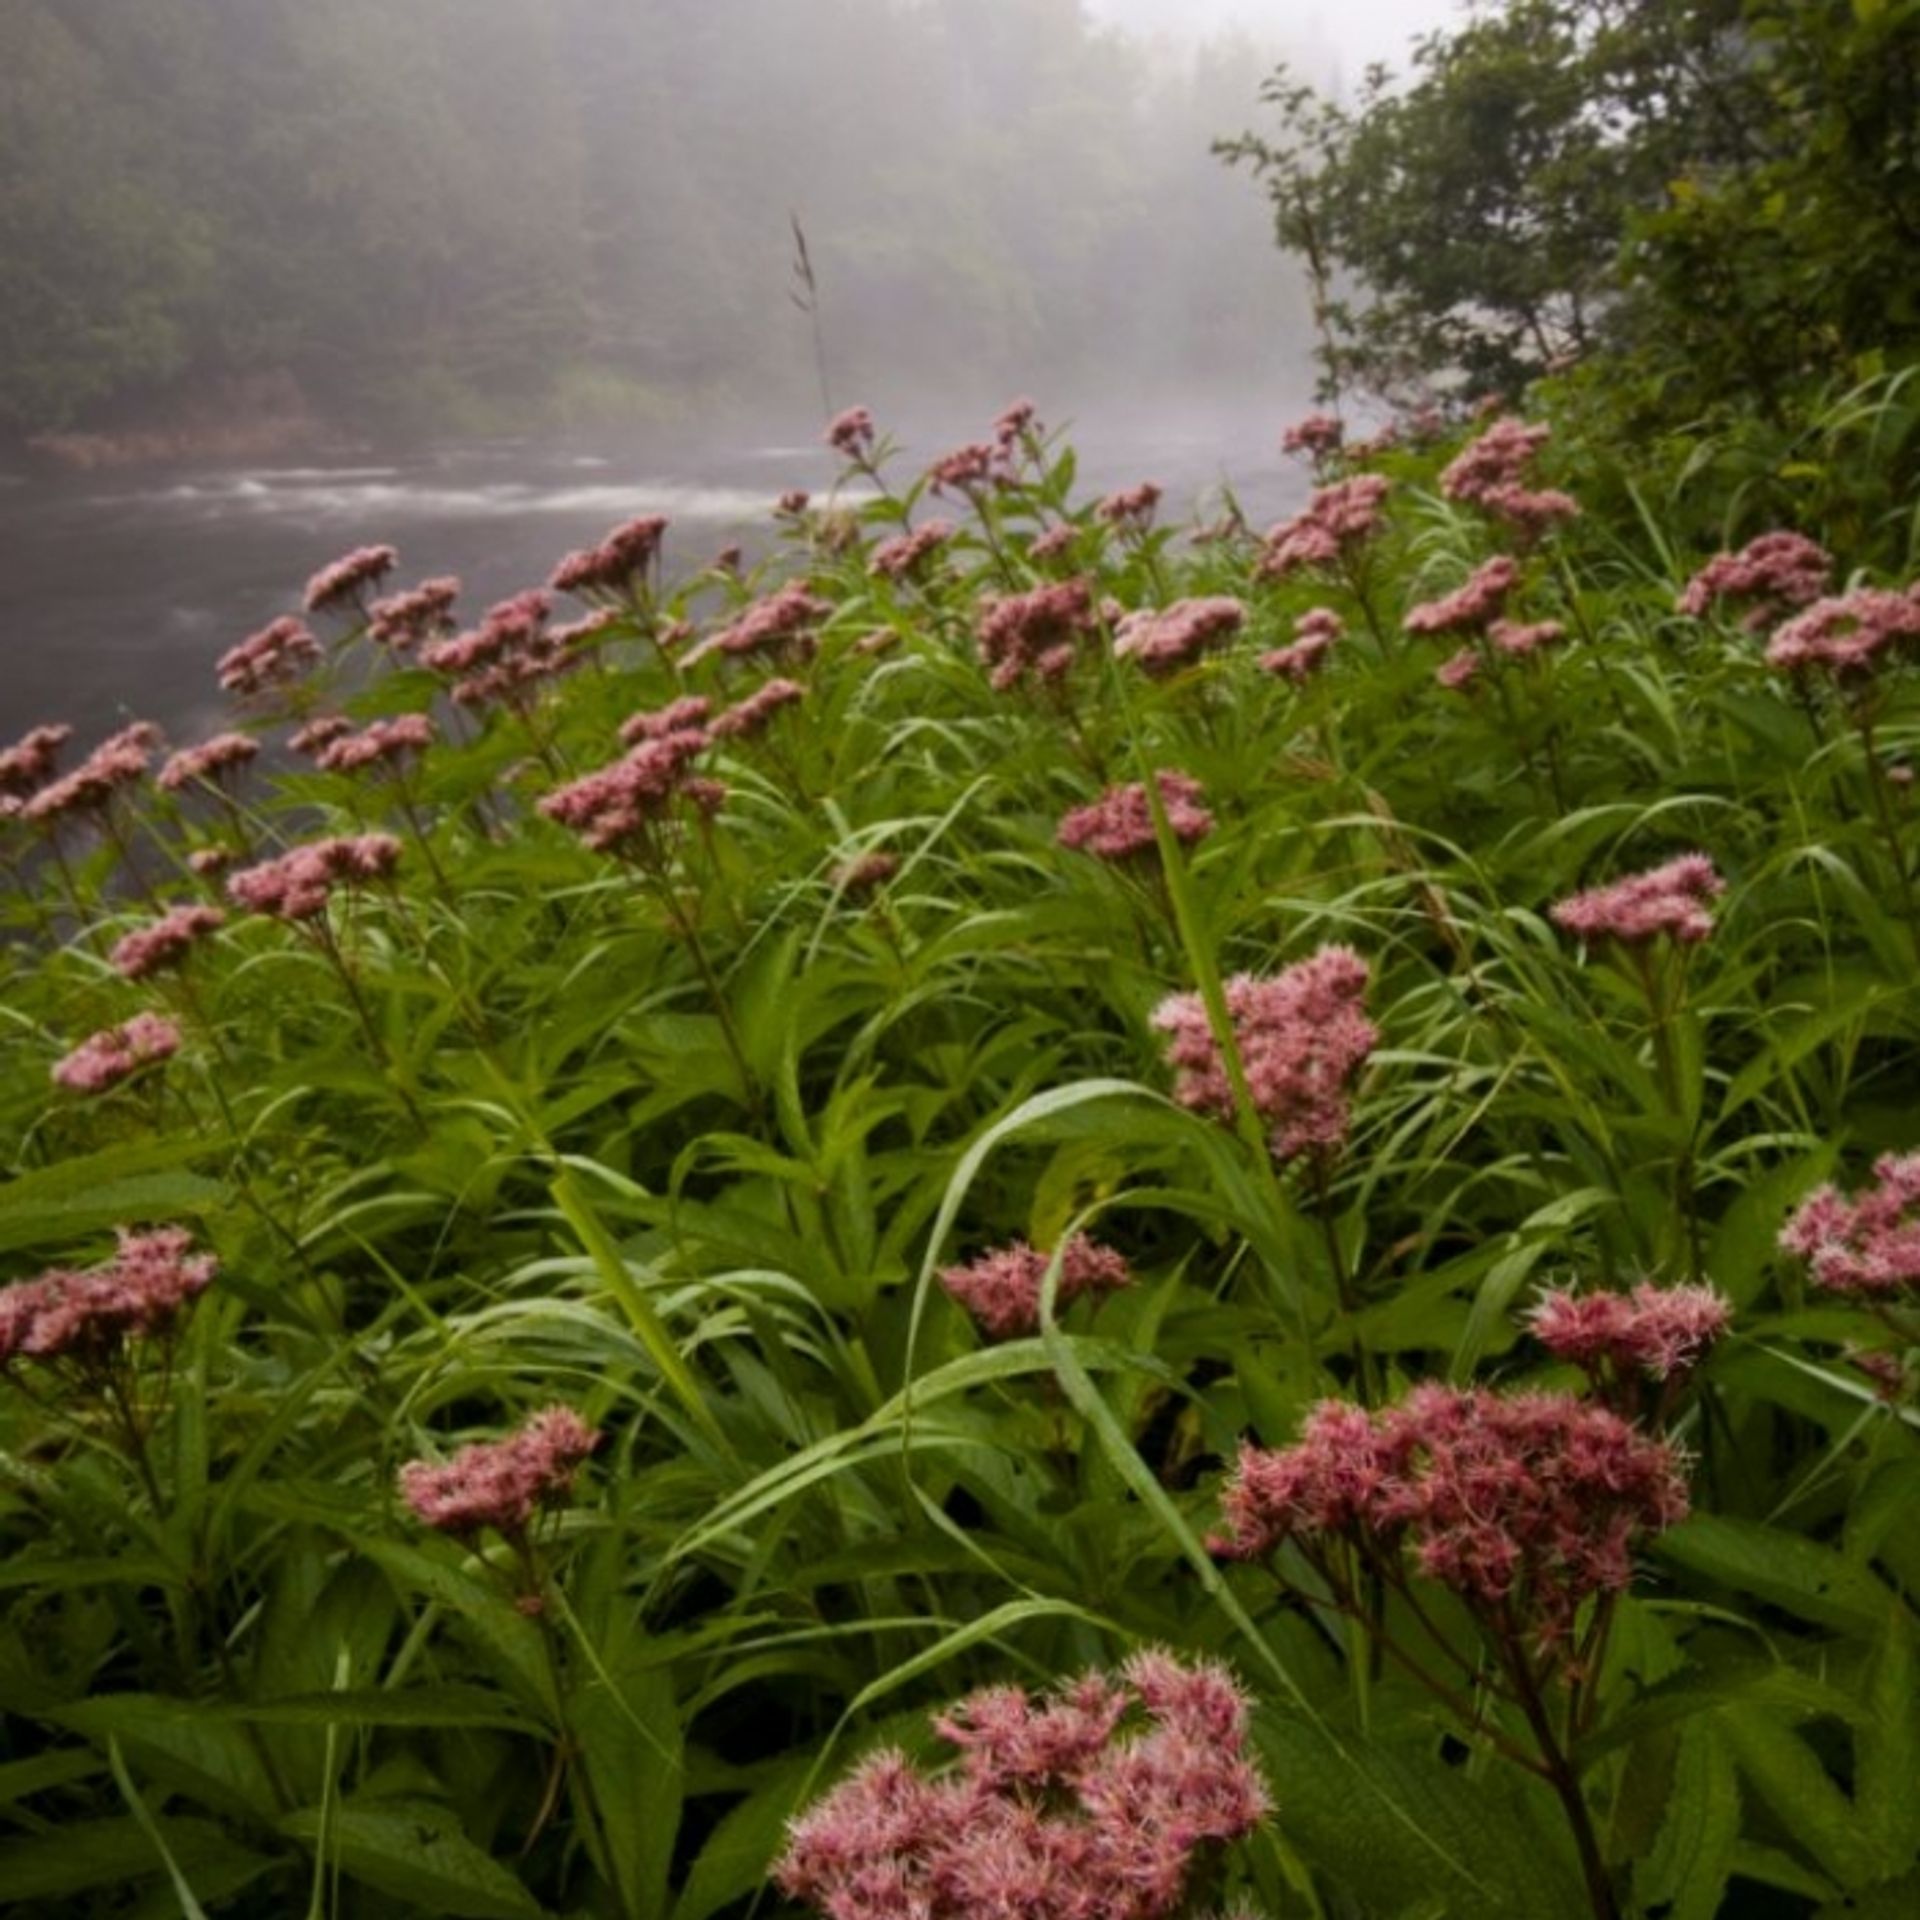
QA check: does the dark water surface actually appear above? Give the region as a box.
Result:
[0,426,1299,746]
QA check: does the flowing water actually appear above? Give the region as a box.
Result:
[0,425,1299,746]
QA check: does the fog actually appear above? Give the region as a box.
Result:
[3,0,1449,736]
[0,0,1449,456]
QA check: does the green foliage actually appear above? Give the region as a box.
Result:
[1,393,1919,1915]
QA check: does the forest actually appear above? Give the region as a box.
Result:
[0,0,1303,440]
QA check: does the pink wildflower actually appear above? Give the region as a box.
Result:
[1281,414,1344,460]
[188,847,237,879]
[227,834,401,921]
[826,406,876,458]
[549,516,669,600]
[0,724,72,799]
[870,520,954,581]
[993,397,1039,451]
[1259,475,1391,579]
[1490,617,1565,658]
[0,1228,215,1368]
[218,616,321,699]
[620,695,712,747]
[1096,482,1162,529]
[976,579,1096,691]
[110,905,226,981]
[367,576,460,649]
[1258,607,1343,683]
[927,441,1001,494]
[710,677,805,740]
[538,729,710,854]
[289,715,353,757]
[1677,532,1832,629]
[1058,772,1213,862]
[940,1234,1132,1340]
[1154,946,1376,1163]
[1551,854,1724,946]
[1212,1386,1690,1654]
[421,590,570,709]
[1030,523,1079,563]
[1765,586,1920,678]
[1404,555,1520,637]
[158,732,258,793]
[314,714,435,775]
[53,1013,181,1093]
[303,544,397,616]
[399,1405,600,1539]
[1435,648,1480,691]
[1112,598,1245,676]
[680,582,832,669]
[1441,417,1551,505]
[777,489,811,516]
[21,723,157,825]
[1781,1153,1920,1297]
[1529,1283,1731,1382]
[776,1652,1268,1920]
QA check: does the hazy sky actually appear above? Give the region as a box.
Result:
[1089,0,1465,73]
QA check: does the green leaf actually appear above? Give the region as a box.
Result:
[1636,1719,1739,1920]
[1658,1515,1907,1635]
[55,1694,281,1822]
[280,1804,545,1919]
[0,1818,266,1906]
[0,1141,225,1253]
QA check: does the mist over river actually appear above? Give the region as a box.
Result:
[0,421,1305,745]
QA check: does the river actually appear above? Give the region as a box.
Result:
[0,423,1301,746]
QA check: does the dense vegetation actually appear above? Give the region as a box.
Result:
[3,365,1920,1915]
[6,0,1920,1915]
[0,0,1297,437]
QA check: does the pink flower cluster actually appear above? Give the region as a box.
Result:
[398,1405,600,1538]
[52,1013,182,1093]
[218,616,321,698]
[1097,482,1162,529]
[314,714,435,775]
[21,723,158,826]
[826,406,876,458]
[1780,1152,1920,1297]
[681,582,833,669]
[778,489,811,517]
[1529,1283,1731,1382]
[927,442,1002,495]
[775,1651,1270,1920]
[977,579,1096,691]
[1112,598,1245,675]
[940,1234,1133,1340]
[550,515,670,599]
[1551,853,1724,946]
[0,1228,215,1368]
[421,590,568,708]
[290,715,352,758]
[304,544,397,616]
[368,576,460,649]
[110,904,226,981]
[711,677,806,740]
[994,397,1039,451]
[1765,585,1920,677]
[1154,946,1376,1163]
[1259,475,1391,578]
[227,834,402,921]
[1212,1386,1690,1649]
[1029,523,1079,564]
[1403,555,1520,637]
[870,521,954,581]
[1677,531,1832,629]
[1281,414,1344,460]
[1058,772,1213,863]
[1258,608,1343,683]
[621,695,712,746]
[0,724,72,803]
[158,732,258,793]
[1440,418,1578,535]
[540,725,714,854]
[1433,618,1565,692]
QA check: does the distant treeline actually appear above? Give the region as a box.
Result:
[1,0,1306,438]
